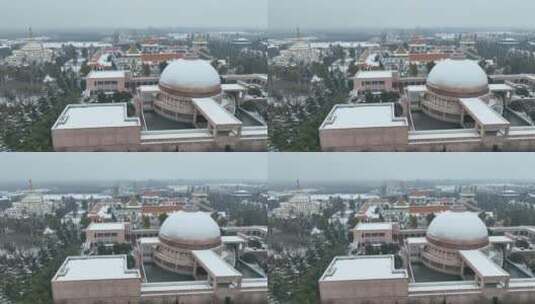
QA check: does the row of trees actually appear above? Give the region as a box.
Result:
[268,211,349,304]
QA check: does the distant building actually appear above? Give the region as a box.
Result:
[4,29,54,66]
[85,222,128,247]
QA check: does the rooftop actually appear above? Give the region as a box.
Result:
[320,255,407,282]
[459,98,510,127]
[355,70,393,79]
[87,70,126,79]
[354,222,393,231]
[52,103,140,130]
[53,255,140,282]
[192,250,242,279]
[459,250,510,279]
[86,222,126,231]
[193,98,242,127]
[320,103,408,130]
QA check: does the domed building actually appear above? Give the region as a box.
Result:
[421,211,489,275]
[422,59,496,124]
[153,210,223,274]
[154,57,223,123]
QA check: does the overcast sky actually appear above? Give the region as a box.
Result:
[0,153,532,184]
[0,0,268,30]
[268,153,535,183]
[0,153,268,183]
[268,0,535,30]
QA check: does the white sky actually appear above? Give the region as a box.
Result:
[0,153,530,183]
[268,0,535,30]
[0,0,268,30]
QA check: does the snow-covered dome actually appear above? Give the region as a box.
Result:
[426,211,488,249]
[159,211,221,243]
[427,59,489,96]
[159,58,221,94]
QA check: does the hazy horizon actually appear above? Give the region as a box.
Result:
[268,0,535,31]
[0,0,268,31]
[0,153,533,186]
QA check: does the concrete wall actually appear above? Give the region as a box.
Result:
[52,126,141,152]
[86,228,127,246]
[86,76,127,95]
[52,278,140,304]
[52,129,267,152]
[140,288,267,304]
[320,126,409,152]
[319,279,409,304]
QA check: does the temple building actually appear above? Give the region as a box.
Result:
[320,58,535,152]
[52,56,268,152]
[51,209,268,304]
[4,28,54,66]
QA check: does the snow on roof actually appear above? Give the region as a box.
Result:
[427,211,488,243]
[138,237,160,245]
[193,98,242,126]
[320,255,407,282]
[192,250,242,278]
[222,235,246,244]
[427,59,488,91]
[138,85,160,93]
[406,237,427,245]
[407,85,427,93]
[320,104,408,130]
[87,70,126,79]
[87,222,126,231]
[365,53,381,67]
[489,83,514,92]
[52,103,140,130]
[53,255,140,282]
[159,211,220,242]
[222,83,247,92]
[459,250,510,278]
[489,235,514,244]
[460,98,510,127]
[159,58,220,90]
[354,222,393,231]
[355,70,393,79]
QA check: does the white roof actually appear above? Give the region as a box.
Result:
[87,222,125,231]
[53,103,140,130]
[489,235,514,244]
[159,211,221,242]
[460,98,510,127]
[139,237,160,245]
[407,85,427,93]
[459,250,509,278]
[53,255,140,282]
[193,98,242,126]
[407,237,427,245]
[320,255,407,282]
[159,58,220,90]
[489,83,514,92]
[138,85,160,93]
[355,70,393,79]
[192,250,242,278]
[320,104,407,130]
[354,222,393,231]
[222,83,247,92]
[87,70,126,79]
[427,59,488,91]
[427,211,488,243]
[222,235,246,244]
